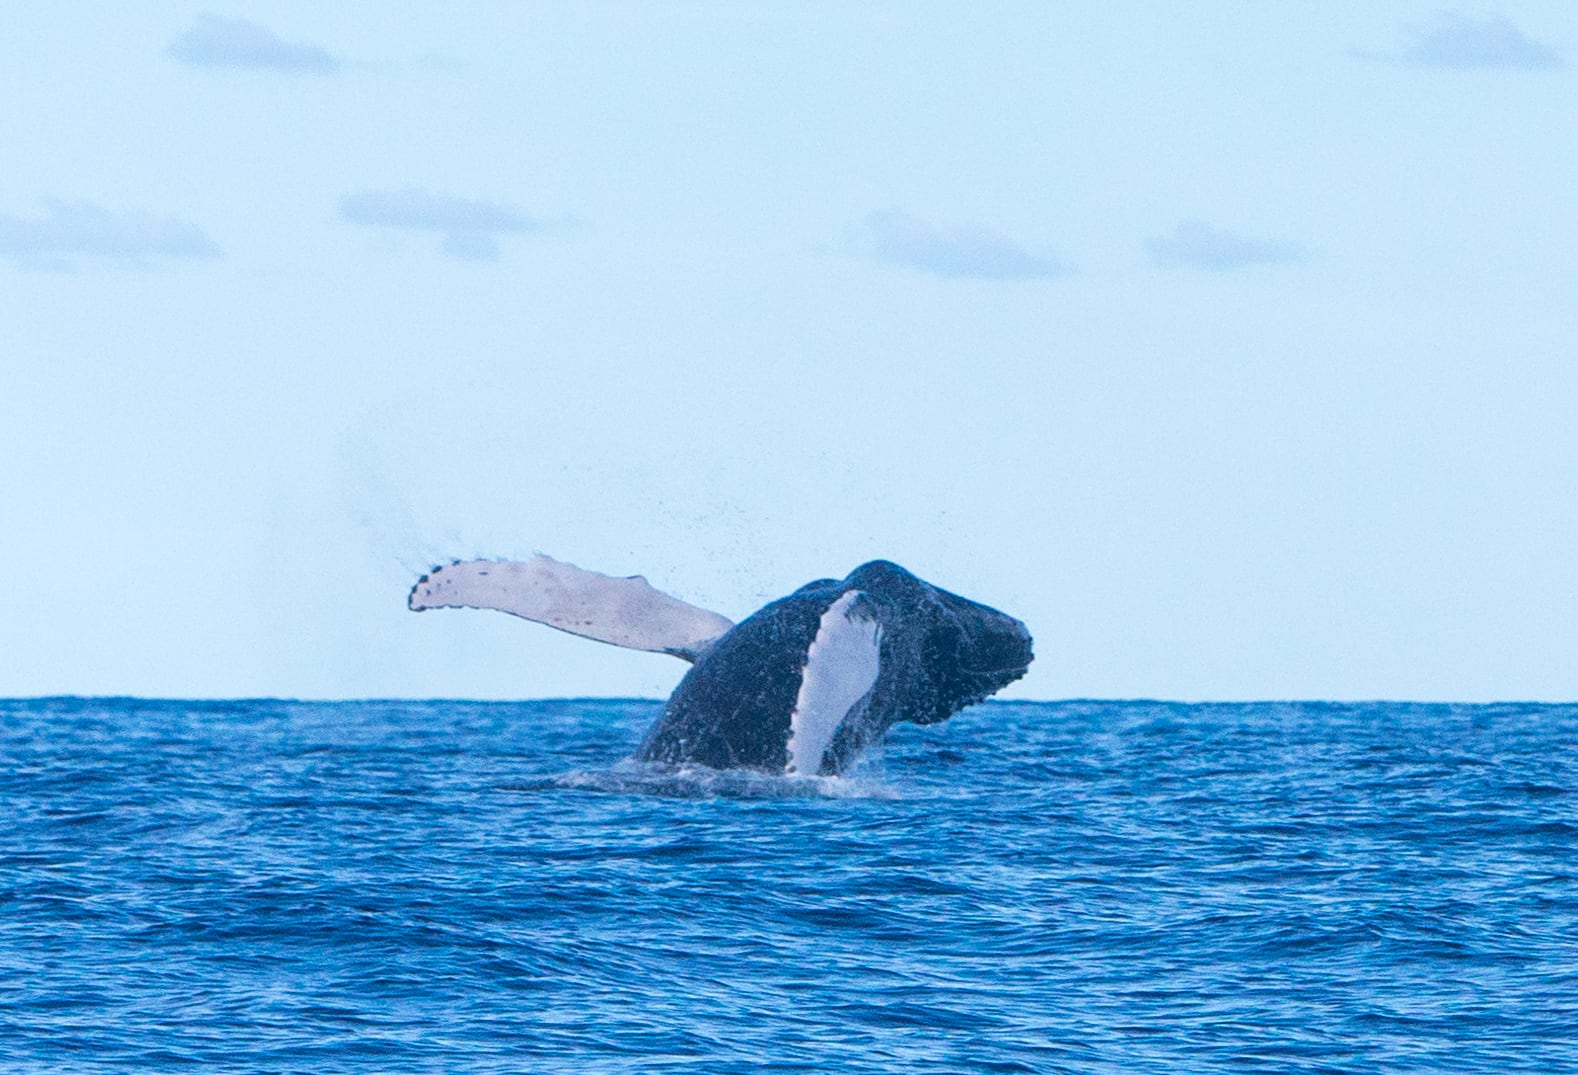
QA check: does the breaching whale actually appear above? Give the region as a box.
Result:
[408,556,1033,775]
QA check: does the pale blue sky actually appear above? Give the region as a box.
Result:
[3,3,1575,701]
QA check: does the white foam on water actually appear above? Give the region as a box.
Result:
[553,761,900,800]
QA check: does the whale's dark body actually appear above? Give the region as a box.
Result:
[409,556,1032,775]
[636,561,1033,774]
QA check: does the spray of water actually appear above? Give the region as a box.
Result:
[337,438,476,580]
[551,758,902,800]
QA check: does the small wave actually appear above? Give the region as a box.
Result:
[550,758,902,800]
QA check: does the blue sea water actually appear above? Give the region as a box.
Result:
[1,697,1574,1073]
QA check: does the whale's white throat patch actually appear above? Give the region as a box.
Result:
[786,590,882,775]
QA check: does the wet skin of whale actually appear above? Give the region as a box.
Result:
[409,557,1033,776]
[637,561,1033,774]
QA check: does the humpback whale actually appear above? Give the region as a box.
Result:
[409,556,1033,775]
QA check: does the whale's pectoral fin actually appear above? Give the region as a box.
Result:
[408,555,735,661]
[787,590,883,775]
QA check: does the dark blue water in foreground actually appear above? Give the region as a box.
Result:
[2,698,1575,1073]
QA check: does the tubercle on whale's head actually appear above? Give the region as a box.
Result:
[926,588,1033,696]
[841,560,1034,715]
[944,592,1033,676]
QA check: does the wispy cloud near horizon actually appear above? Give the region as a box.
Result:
[1145,220,1308,273]
[168,14,340,73]
[338,188,558,260]
[852,210,1069,281]
[1359,12,1564,70]
[0,200,221,270]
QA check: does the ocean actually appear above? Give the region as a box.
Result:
[2,697,1574,1073]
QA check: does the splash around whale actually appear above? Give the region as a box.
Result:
[409,556,1033,776]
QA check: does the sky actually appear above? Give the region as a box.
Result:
[3,3,1575,702]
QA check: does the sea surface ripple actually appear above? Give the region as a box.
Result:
[2,698,1575,1073]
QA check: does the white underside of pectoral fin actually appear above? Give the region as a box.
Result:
[408,554,734,661]
[787,590,882,775]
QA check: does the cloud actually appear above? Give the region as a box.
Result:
[338,188,552,261]
[852,210,1068,281]
[168,13,340,73]
[1145,220,1308,272]
[0,200,221,269]
[1366,11,1564,70]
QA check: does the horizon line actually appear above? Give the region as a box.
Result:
[4,694,1573,707]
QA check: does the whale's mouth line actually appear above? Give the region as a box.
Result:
[959,633,1034,678]
[969,662,1032,676]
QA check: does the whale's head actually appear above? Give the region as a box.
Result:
[843,560,1034,723]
